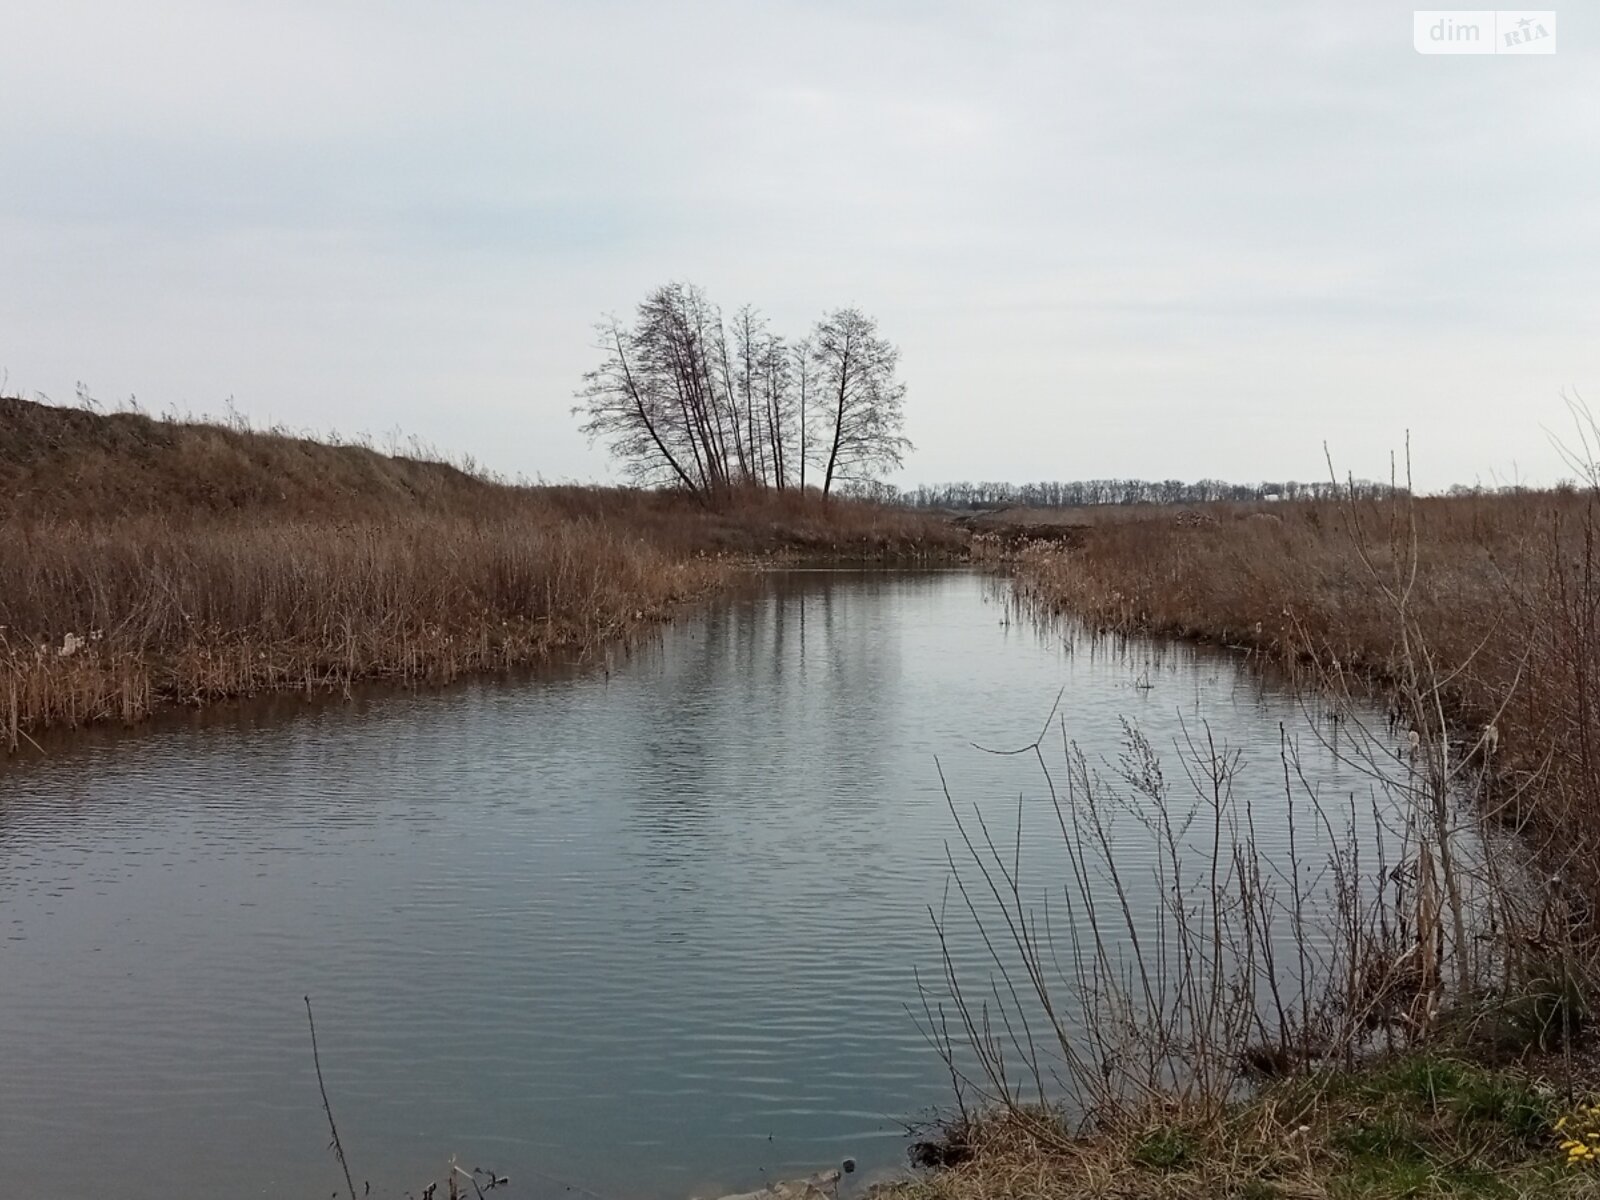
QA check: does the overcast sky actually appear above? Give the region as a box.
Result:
[2,2,1595,490]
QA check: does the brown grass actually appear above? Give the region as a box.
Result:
[886,1052,1598,1199]
[888,485,1600,1198]
[0,397,965,745]
[0,394,502,521]
[1011,490,1600,888]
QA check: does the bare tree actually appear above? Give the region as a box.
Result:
[575,313,704,497]
[757,328,793,489]
[578,285,909,501]
[900,477,1393,509]
[576,283,737,502]
[809,308,910,496]
[732,305,791,488]
[791,336,814,491]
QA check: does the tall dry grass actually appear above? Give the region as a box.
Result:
[0,397,965,745]
[0,512,722,747]
[902,482,1598,1197]
[1009,481,1600,1014]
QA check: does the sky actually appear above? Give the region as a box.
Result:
[2,1,1595,492]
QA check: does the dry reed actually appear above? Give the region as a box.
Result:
[0,396,965,745]
[897,467,1600,1197]
[1012,485,1600,929]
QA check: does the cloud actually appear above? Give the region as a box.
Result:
[1,0,1596,488]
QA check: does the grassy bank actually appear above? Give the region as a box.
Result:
[886,1051,1598,1199]
[886,487,1600,1198]
[1009,489,1599,898]
[0,397,964,747]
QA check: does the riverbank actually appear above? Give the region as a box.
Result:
[0,397,966,748]
[881,1049,1596,1200]
[876,489,1600,1199]
[1004,490,1584,877]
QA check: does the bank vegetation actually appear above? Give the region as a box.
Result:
[887,453,1600,1198]
[0,395,962,748]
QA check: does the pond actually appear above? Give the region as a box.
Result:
[0,570,1386,1199]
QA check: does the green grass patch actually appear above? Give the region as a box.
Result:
[1131,1126,1197,1171]
[1295,1054,1575,1197]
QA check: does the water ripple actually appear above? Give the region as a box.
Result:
[0,570,1379,1199]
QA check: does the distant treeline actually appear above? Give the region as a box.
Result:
[891,479,1401,510]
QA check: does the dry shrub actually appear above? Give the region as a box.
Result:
[531,482,968,559]
[1014,485,1600,934]
[905,473,1600,1197]
[908,664,1585,1198]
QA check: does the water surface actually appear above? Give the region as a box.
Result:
[0,570,1377,1198]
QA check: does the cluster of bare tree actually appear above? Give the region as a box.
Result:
[900,477,1401,510]
[576,282,910,502]
[1447,481,1558,496]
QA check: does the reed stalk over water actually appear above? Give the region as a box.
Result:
[903,459,1600,1197]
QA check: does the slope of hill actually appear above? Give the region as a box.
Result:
[0,396,503,521]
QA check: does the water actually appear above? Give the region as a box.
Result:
[0,570,1384,1199]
